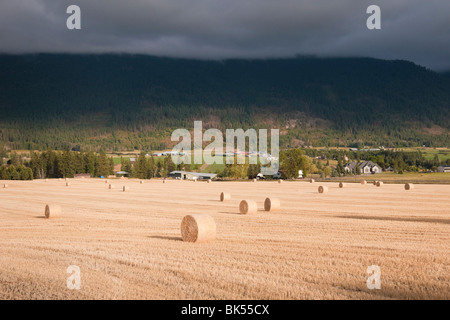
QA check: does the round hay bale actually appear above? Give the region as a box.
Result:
[181,214,216,243]
[108,184,114,189]
[318,185,328,193]
[361,180,366,185]
[220,192,231,202]
[373,181,378,186]
[105,180,109,184]
[207,179,212,183]
[376,181,383,187]
[3,184,8,189]
[123,186,129,192]
[163,180,166,184]
[45,179,48,182]
[252,179,257,182]
[339,182,346,188]
[45,204,61,219]
[66,182,70,187]
[140,180,144,184]
[239,200,257,214]
[405,183,414,190]
[310,179,315,183]
[278,179,282,184]
[264,198,280,212]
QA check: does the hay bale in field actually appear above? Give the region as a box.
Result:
[180,214,216,243]
[220,192,231,202]
[405,183,414,190]
[66,182,70,187]
[207,179,212,183]
[45,204,61,219]
[339,182,346,188]
[361,180,366,185]
[373,181,377,186]
[278,179,282,184]
[264,197,280,212]
[3,184,8,189]
[376,181,383,187]
[45,179,48,182]
[163,179,166,184]
[310,179,315,183]
[318,185,328,193]
[140,180,144,184]
[252,179,257,182]
[105,180,109,184]
[239,200,257,214]
[123,186,129,192]
[108,184,114,189]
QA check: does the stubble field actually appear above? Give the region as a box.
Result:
[0,178,449,300]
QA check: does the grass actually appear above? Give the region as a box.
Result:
[201,163,226,174]
[401,148,450,161]
[315,172,450,184]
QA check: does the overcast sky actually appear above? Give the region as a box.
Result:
[0,0,449,71]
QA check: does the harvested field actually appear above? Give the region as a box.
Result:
[0,179,449,300]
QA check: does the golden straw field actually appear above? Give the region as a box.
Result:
[0,179,449,300]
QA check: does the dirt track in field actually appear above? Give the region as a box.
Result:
[0,179,449,299]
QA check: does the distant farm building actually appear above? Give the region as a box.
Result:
[152,151,185,157]
[115,171,129,177]
[437,166,450,173]
[344,161,382,174]
[169,171,217,181]
[74,173,91,179]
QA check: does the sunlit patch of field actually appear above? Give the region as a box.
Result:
[0,179,449,299]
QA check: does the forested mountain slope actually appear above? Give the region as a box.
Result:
[0,54,448,151]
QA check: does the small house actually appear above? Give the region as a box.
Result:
[168,171,217,181]
[344,161,382,174]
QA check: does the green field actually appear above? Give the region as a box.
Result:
[310,172,450,185]
[401,148,450,161]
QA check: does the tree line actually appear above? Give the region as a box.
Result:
[1,146,449,181]
[0,149,114,180]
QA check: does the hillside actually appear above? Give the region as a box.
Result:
[0,54,449,151]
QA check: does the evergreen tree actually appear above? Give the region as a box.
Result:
[167,156,176,176]
[96,151,110,177]
[134,152,148,179]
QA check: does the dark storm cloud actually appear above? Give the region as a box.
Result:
[0,0,449,70]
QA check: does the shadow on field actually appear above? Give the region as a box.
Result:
[219,211,241,215]
[338,215,450,225]
[148,235,182,241]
